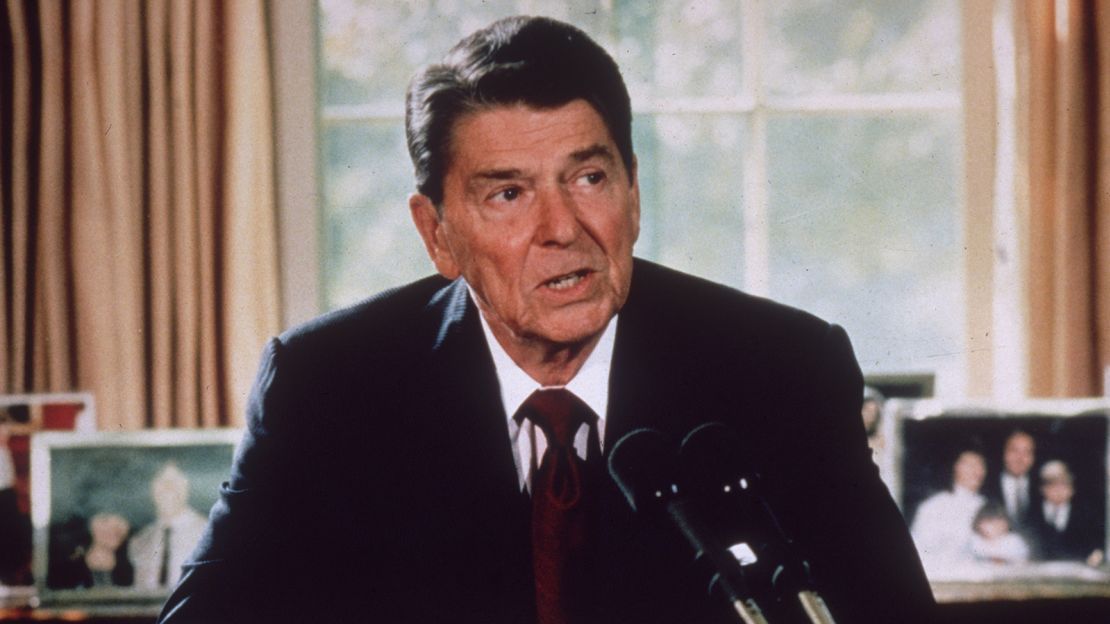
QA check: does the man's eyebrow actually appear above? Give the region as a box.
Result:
[469,168,524,182]
[569,144,615,163]
[465,144,615,186]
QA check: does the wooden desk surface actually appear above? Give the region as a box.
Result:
[0,609,154,624]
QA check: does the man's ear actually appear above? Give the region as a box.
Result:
[409,193,461,279]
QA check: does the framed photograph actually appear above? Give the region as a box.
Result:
[880,398,1110,601]
[0,393,95,589]
[30,429,240,605]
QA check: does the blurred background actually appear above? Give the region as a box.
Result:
[4,0,1108,427]
[2,1,1109,622]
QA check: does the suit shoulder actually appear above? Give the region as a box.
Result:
[275,274,455,359]
[629,259,834,340]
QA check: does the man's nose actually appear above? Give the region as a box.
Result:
[534,186,581,246]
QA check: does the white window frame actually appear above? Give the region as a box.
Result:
[271,1,322,327]
[270,2,1020,398]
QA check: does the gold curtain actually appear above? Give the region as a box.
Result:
[1020,0,1110,397]
[1,0,281,428]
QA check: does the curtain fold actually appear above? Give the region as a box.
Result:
[1021,0,1110,397]
[1,0,281,428]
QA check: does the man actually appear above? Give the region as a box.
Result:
[130,462,208,591]
[159,16,933,623]
[984,430,1039,535]
[1033,460,1105,564]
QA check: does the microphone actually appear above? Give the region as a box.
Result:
[680,423,837,624]
[608,428,771,624]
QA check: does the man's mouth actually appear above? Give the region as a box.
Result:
[544,269,590,291]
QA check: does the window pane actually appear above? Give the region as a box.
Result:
[320,0,749,109]
[320,0,617,109]
[765,0,960,96]
[634,114,746,288]
[320,122,430,309]
[613,0,745,102]
[315,1,967,392]
[767,115,963,379]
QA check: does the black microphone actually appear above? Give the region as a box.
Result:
[680,423,836,624]
[608,428,771,624]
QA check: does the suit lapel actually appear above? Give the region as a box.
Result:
[424,278,522,503]
[421,280,535,620]
[596,263,730,621]
[606,265,699,446]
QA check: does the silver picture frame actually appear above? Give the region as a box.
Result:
[30,428,240,606]
[879,398,1110,602]
[0,392,95,597]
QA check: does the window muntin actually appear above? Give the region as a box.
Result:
[317,0,964,390]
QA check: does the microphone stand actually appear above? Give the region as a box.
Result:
[665,498,771,624]
[796,591,836,624]
[727,499,838,624]
[609,428,835,623]
[680,422,838,624]
[679,498,840,624]
[608,429,772,624]
[712,515,838,624]
[734,599,771,624]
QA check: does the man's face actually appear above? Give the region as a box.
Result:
[152,466,190,519]
[411,100,640,348]
[1003,432,1035,477]
[953,451,986,492]
[1042,480,1074,506]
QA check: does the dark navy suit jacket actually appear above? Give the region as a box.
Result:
[157,259,934,623]
[982,471,1042,536]
[1033,500,1105,562]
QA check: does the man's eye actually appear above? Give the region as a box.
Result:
[577,171,606,186]
[492,187,521,202]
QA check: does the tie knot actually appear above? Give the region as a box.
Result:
[517,388,595,448]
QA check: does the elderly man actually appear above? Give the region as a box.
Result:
[158,16,932,623]
[984,430,1040,535]
[131,462,208,591]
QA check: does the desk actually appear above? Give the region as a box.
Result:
[930,561,1110,603]
[932,566,1110,624]
[0,589,159,624]
[0,607,156,624]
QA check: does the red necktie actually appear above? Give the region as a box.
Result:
[517,388,600,624]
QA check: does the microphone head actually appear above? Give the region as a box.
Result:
[679,422,758,498]
[607,428,680,513]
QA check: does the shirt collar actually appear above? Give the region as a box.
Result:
[468,286,614,425]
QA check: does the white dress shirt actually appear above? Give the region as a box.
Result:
[1043,501,1071,531]
[472,291,615,493]
[910,486,985,572]
[129,507,209,590]
[1001,473,1029,518]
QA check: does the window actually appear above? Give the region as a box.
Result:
[315,0,968,394]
